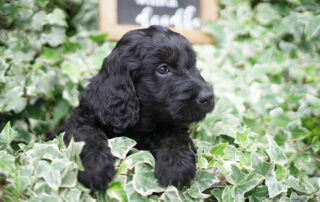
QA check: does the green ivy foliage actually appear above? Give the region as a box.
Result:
[0,0,320,201]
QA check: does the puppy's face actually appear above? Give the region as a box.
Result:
[123,26,214,124]
[114,26,214,125]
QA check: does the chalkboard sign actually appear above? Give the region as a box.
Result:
[118,0,201,30]
[99,0,218,44]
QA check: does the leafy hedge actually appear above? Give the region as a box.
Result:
[0,0,320,201]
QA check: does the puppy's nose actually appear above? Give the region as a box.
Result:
[196,90,214,105]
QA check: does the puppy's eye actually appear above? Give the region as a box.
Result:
[157,64,169,75]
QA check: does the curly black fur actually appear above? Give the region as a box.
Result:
[61,25,215,190]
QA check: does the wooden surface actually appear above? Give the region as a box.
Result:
[99,0,218,44]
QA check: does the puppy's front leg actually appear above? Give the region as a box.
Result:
[151,134,196,187]
[64,126,115,190]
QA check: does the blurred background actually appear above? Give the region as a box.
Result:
[0,0,319,201]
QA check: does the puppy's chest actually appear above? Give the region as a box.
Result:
[120,128,189,151]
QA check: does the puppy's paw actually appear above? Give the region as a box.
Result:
[78,156,115,190]
[154,150,196,187]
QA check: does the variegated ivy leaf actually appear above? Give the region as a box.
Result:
[266,136,288,165]
[160,186,182,202]
[0,86,27,113]
[227,165,264,201]
[125,181,149,202]
[265,176,288,198]
[26,143,63,162]
[0,151,16,176]
[247,186,269,202]
[35,160,61,190]
[60,188,82,202]
[65,137,85,170]
[107,181,128,202]
[109,137,137,159]
[28,193,63,202]
[251,152,274,178]
[62,56,87,83]
[193,169,219,192]
[124,150,155,169]
[210,143,228,157]
[0,122,14,146]
[251,152,288,197]
[222,186,234,202]
[286,176,306,193]
[132,164,164,196]
[186,181,210,199]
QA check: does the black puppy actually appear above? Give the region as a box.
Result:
[61,25,214,190]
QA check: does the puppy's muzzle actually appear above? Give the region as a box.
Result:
[194,81,215,112]
[196,90,214,105]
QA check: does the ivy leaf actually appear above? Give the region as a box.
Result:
[186,181,210,199]
[12,176,30,193]
[62,82,79,107]
[255,3,280,25]
[125,182,149,201]
[247,186,268,202]
[203,22,228,47]
[124,150,155,169]
[288,122,310,139]
[36,0,49,8]
[227,165,264,201]
[48,9,67,27]
[198,155,208,169]
[107,181,128,202]
[0,86,27,113]
[53,98,71,124]
[222,186,234,202]
[31,11,47,30]
[61,57,86,83]
[132,164,164,196]
[269,108,291,129]
[251,152,274,178]
[279,192,308,202]
[235,129,250,148]
[61,170,77,188]
[236,151,251,168]
[35,160,61,190]
[266,136,288,165]
[265,176,288,198]
[39,47,62,63]
[210,143,228,157]
[289,192,308,201]
[192,169,219,192]
[160,186,182,202]
[29,193,63,202]
[0,151,16,176]
[41,27,66,47]
[26,143,63,162]
[65,137,84,170]
[60,188,81,202]
[109,137,136,159]
[278,12,305,41]
[25,69,57,99]
[0,122,14,146]
[300,14,320,40]
[275,164,286,180]
[89,33,108,45]
[211,188,223,202]
[286,176,306,193]
[0,59,9,83]
[51,158,70,173]
[274,128,289,146]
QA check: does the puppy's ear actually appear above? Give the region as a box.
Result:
[81,54,139,133]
